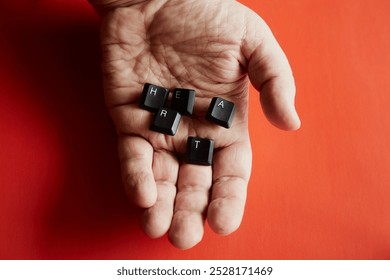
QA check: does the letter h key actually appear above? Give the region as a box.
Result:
[140,83,169,112]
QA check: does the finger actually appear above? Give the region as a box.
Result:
[243,13,301,131]
[118,135,157,208]
[168,163,212,250]
[207,140,252,235]
[142,150,178,238]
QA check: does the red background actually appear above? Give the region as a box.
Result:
[1,0,389,259]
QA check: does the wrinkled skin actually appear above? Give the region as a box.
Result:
[93,0,300,249]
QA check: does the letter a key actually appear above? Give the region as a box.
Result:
[206,97,236,128]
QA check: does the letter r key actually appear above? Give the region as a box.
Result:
[150,108,181,136]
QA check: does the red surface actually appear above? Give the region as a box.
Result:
[1,0,390,259]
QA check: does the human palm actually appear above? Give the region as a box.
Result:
[96,0,300,249]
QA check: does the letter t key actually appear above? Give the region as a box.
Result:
[186,137,214,166]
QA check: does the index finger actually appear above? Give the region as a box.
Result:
[207,139,252,235]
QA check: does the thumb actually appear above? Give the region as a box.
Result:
[244,15,301,131]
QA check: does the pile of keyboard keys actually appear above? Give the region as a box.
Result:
[140,83,236,166]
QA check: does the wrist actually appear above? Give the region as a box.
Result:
[88,0,149,15]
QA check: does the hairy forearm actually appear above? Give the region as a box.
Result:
[88,0,149,15]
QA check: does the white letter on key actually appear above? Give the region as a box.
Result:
[194,140,200,149]
[150,87,158,95]
[160,109,168,117]
[217,100,224,108]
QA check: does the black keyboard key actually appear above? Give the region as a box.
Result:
[150,108,181,136]
[206,97,236,128]
[140,83,169,112]
[171,88,196,116]
[186,137,214,166]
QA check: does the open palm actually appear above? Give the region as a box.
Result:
[96,0,300,249]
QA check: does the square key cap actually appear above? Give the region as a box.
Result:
[171,88,196,116]
[150,108,181,136]
[206,97,236,128]
[140,83,169,112]
[186,137,214,166]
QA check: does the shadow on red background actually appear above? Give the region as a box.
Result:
[0,2,153,259]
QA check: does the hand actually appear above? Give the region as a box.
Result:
[91,0,300,249]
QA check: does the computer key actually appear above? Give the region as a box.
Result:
[150,108,181,136]
[186,137,214,166]
[140,83,169,112]
[171,88,196,116]
[206,97,236,128]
